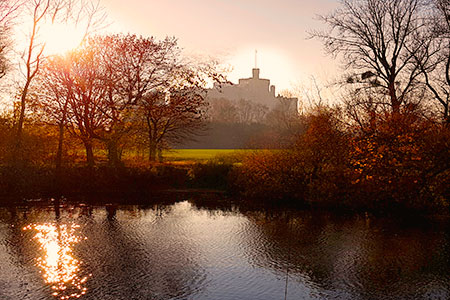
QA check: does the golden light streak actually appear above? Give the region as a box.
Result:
[24,223,90,300]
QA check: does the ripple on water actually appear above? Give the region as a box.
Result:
[0,202,449,300]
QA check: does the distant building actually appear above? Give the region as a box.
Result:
[177,67,299,149]
[206,67,298,116]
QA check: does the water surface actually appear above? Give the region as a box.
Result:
[0,200,449,299]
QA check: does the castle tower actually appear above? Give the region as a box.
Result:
[252,68,260,79]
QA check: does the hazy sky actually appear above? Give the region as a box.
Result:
[99,0,340,92]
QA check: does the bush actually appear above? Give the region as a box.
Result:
[232,106,450,214]
[189,160,233,189]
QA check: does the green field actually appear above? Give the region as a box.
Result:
[162,149,254,161]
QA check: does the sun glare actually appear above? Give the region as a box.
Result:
[24,223,90,300]
[39,22,86,56]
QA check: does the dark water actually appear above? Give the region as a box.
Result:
[0,200,449,300]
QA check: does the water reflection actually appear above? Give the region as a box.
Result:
[23,223,89,300]
[0,201,448,300]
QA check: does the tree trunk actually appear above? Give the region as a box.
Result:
[388,81,400,113]
[107,140,122,168]
[13,84,29,164]
[149,141,157,162]
[16,94,26,146]
[83,140,95,168]
[445,105,450,126]
[157,147,163,162]
[56,122,64,172]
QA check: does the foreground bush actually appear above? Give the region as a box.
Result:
[232,108,352,206]
[0,164,190,201]
[232,108,450,213]
[349,111,450,211]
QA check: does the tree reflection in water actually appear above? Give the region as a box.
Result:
[0,201,448,300]
[238,210,450,299]
[23,223,90,300]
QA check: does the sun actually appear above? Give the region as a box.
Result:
[39,22,86,56]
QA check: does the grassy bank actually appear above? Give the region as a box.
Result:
[0,155,238,204]
[1,140,448,216]
[162,149,251,161]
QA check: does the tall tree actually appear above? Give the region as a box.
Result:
[0,0,21,81]
[14,0,105,162]
[92,34,179,167]
[139,59,224,161]
[32,54,73,170]
[141,88,207,161]
[412,0,450,123]
[313,0,428,112]
[65,47,108,168]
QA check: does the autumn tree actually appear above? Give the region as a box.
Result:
[313,0,428,113]
[136,52,224,161]
[141,88,207,161]
[32,54,73,170]
[14,0,105,162]
[66,47,109,168]
[91,34,180,167]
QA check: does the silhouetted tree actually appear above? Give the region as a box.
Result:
[313,0,428,112]
[66,47,109,168]
[14,0,105,163]
[141,88,207,161]
[0,0,21,80]
[92,34,180,167]
[32,54,73,170]
[412,0,450,123]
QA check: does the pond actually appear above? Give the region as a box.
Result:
[0,200,449,299]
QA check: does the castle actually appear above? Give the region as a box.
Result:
[206,67,298,118]
[178,66,299,148]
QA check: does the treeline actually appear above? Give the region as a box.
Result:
[1,34,222,168]
[181,97,302,149]
[0,0,225,170]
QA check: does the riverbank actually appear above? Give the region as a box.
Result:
[0,162,448,217]
[0,163,224,196]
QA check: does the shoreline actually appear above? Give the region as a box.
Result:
[0,163,448,217]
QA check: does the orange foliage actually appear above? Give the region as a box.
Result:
[233,107,449,212]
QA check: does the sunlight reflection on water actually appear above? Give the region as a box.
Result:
[23,223,90,300]
[0,201,447,300]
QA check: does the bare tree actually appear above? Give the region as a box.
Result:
[0,25,8,80]
[412,0,450,123]
[66,47,109,168]
[14,0,105,161]
[235,99,268,124]
[136,51,224,161]
[141,88,207,161]
[92,34,179,167]
[32,54,73,170]
[0,0,22,80]
[312,0,428,112]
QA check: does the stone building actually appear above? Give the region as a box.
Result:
[177,67,299,148]
[206,67,298,118]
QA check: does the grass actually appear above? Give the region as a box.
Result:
[162,149,255,162]
[63,148,259,167]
